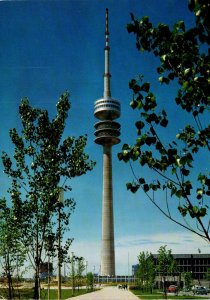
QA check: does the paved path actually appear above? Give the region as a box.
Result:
[66,286,140,300]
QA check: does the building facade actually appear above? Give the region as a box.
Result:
[132,253,210,285]
[171,254,210,281]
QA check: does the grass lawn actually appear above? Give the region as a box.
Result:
[0,288,95,299]
[41,288,95,299]
[131,290,209,299]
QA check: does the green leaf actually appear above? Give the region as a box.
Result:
[161,54,167,62]
[175,190,183,198]
[188,209,196,218]
[130,100,138,109]
[145,113,158,123]
[141,16,149,24]
[159,76,170,84]
[126,182,132,190]
[196,188,203,196]
[145,136,156,146]
[206,190,210,196]
[127,23,135,33]
[129,79,137,89]
[168,148,177,156]
[160,118,168,127]
[205,179,210,188]
[183,81,189,90]
[175,97,181,105]
[122,144,130,150]
[177,20,185,31]
[135,121,145,130]
[139,177,145,184]
[150,183,158,191]
[171,187,177,197]
[157,66,164,74]
[131,183,140,193]
[156,141,163,151]
[184,68,191,76]
[198,208,207,218]
[178,206,187,217]
[133,84,141,93]
[143,184,150,192]
[141,82,150,93]
[181,168,190,176]
[158,76,164,83]
[172,167,176,175]
[188,0,195,11]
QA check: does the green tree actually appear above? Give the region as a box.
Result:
[0,198,26,300]
[183,272,193,290]
[204,267,210,281]
[75,257,85,291]
[156,246,177,299]
[86,272,94,291]
[169,259,179,283]
[68,253,83,296]
[118,0,210,242]
[137,251,155,293]
[1,92,95,299]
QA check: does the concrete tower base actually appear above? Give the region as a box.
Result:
[101,145,115,276]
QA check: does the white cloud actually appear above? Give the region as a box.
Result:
[71,231,209,275]
[115,231,209,274]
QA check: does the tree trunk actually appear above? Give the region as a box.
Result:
[33,273,40,300]
[7,272,13,300]
[6,253,13,300]
[163,277,167,299]
[34,199,40,300]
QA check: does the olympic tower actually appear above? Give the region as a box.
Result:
[94,8,121,276]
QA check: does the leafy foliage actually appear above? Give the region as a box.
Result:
[119,0,210,241]
[183,272,193,290]
[75,257,85,290]
[1,92,95,299]
[137,251,156,293]
[204,267,210,281]
[86,272,94,291]
[156,246,178,298]
[156,246,177,279]
[0,198,26,299]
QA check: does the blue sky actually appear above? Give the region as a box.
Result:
[0,0,209,275]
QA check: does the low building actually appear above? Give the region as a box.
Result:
[171,254,210,281]
[132,253,210,287]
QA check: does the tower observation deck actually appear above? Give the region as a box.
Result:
[94,8,120,147]
[94,8,120,276]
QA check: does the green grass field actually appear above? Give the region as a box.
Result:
[131,290,209,299]
[0,288,94,299]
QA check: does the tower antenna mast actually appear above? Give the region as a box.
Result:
[104,8,111,99]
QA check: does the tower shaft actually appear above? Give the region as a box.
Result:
[101,145,115,276]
